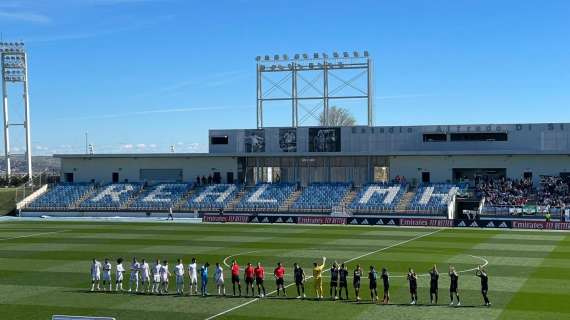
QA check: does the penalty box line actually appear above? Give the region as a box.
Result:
[205,228,443,320]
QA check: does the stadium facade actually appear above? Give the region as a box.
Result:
[56,122,570,186]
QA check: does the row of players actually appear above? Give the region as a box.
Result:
[89,256,491,306]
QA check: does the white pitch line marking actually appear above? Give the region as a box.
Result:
[0,230,69,241]
[205,228,443,320]
[222,250,261,268]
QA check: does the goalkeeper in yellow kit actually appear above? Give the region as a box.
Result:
[313,257,327,299]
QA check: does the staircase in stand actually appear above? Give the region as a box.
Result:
[396,191,415,211]
[279,189,302,212]
[340,188,358,207]
[225,188,247,211]
[175,186,199,210]
[71,186,97,209]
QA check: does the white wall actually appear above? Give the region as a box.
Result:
[61,156,238,184]
[389,155,570,185]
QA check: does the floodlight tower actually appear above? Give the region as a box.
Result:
[0,41,32,182]
[255,50,373,128]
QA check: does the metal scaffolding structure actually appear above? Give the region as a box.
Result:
[255,51,373,128]
[1,41,32,181]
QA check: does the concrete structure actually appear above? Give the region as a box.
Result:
[56,122,570,186]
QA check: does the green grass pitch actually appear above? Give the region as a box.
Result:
[1,220,569,319]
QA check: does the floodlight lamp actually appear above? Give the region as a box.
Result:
[343,52,349,58]
[363,50,369,57]
[302,53,308,59]
[264,55,270,61]
[274,54,280,60]
[353,51,359,57]
[294,54,300,59]
[333,52,339,58]
[313,53,319,59]
[255,56,261,62]
[283,54,288,60]
[322,53,328,59]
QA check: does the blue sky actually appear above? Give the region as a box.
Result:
[0,0,569,155]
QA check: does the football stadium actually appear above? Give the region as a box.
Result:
[2,2,570,320]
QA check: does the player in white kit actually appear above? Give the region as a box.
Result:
[90,258,102,291]
[102,258,113,291]
[188,257,198,295]
[160,260,171,294]
[140,259,151,293]
[115,258,125,291]
[215,262,226,296]
[128,257,140,293]
[152,259,162,294]
[175,259,185,295]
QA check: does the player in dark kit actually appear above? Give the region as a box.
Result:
[353,264,362,301]
[293,263,306,299]
[429,264,439,304]
[338,263,349,300]
[476,265,491,306]
[381,268,390,304]
[330,262,339,300]
[449,265,461,306]
[368,266,379,302]
[407,268,418,305]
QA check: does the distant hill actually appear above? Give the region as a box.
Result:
[0,155,60,175]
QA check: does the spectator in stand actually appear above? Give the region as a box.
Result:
[207,175,213,184]
[476,176,533,207]
[196,176,201,186]
[537,176,570,208]
[201,176,207,185]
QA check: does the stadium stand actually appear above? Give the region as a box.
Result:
[129,183,192,210]
[79,183,143,210]
[407,183,467,214]
[291,182,351,211]
[476,177,532,207]
[236,183,297,211]
[537,176,570,207]
[25,183,95,211]
[348,183,408,214]
[186,184,241,210]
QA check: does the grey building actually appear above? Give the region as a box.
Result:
[57,122,570,186]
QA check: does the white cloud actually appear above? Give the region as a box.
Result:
[55,105,250,121]
[0,10,51,23]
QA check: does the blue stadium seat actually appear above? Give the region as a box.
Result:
[236,183,296,211]
[186,184,241,210]
[129,183,191,210]
[292,183,351,210]
[26,183,94,210]
[407,183,468,214]
[79,183,143,210]
[349,183,407,213]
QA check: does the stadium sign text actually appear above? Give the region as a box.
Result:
[512,220,570,230]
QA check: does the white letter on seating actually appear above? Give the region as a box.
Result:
[92,185,134,202]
